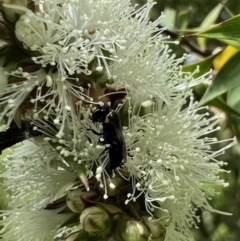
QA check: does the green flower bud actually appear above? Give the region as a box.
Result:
[80,206,110,234]
[66,189,98,213]
[15,12,46,49]
[122,221,149,241]
[2,0,27,23]
[143,217,166,241]
[66,189,85,213]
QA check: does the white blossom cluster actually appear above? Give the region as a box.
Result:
[0,0,235,241]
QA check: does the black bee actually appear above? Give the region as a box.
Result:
[89,104,127,170]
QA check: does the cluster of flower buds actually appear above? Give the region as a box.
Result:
[64,187,166,241]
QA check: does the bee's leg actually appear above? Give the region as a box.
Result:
[87,128,103,136]
[87,128,106,144]
[95,144,111,163]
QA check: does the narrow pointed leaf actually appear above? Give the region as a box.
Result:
[227,84,240,113]
[218,39,240,49]
[194,84,240,117]
[177,8,190,30]
[197,3,224,49]
[208,98,240,117]
[200,4,224,29]
[199,51,240,106]
[194,14,240,48]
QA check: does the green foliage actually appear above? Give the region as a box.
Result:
[199,51,240,106]
[197,3,224,49]
[192,14,240,48]
[227,84,240,112]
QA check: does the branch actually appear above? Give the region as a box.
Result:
[159,25,211,57]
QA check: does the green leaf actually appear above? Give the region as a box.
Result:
[182,51,221,78]
[200,4,224,29]
[199,51,240,106]
[227,84,240,112]
[207,98,240,117]
[217,38,240,49]
[195,14,240,48]
[176,8,190,30]
[59,213,80,229]
[161,7,176,30]
[197,3,224,49]
[194,84,240,117]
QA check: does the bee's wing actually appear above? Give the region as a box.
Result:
[114,125,127,162]
[109,111,127,163]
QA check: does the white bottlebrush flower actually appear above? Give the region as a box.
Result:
[0,207,72,241]
[122,94,234,222]
[0,139,77,209]
[30,105,109,176]
[15,11,47,48]
[0,93,234,241]
[56,0,165,75]
[109,40,207,103]
[6,0,165,77]
[0,0,168,134]
[164,209,196,241]
[0,0,203,136]
[0,68,92,136]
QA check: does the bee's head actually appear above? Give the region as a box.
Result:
[91,105,110,123]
